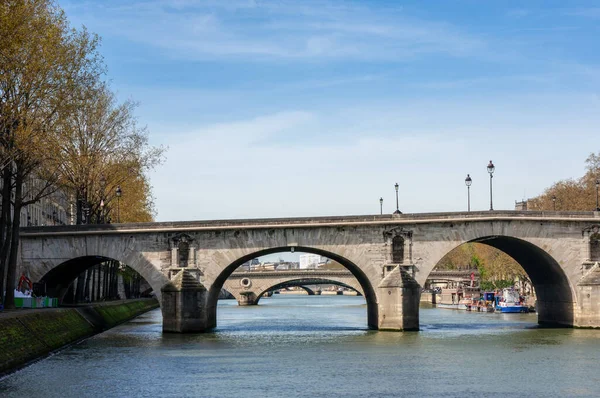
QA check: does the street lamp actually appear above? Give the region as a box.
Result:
[393,183,402,214]
[99,174,106,224]
[99,199,105,224]
[596,179,600,211]
[487,160,495,211]
[552,195,556,211]
[116,185,122,223]
[465,174,472,212]
[379,197,383,215]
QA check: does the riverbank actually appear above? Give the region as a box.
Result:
[0,298,159,375]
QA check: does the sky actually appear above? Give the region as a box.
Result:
[60,0,600,222]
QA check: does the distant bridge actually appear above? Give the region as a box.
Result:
[225,269,363,305]
[224,269,478,304]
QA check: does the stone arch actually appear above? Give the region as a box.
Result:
[296,286,316,295]
[37,251,169,305]
[422,235,574,327]
[206,246,378,330]
[259,279,363,300]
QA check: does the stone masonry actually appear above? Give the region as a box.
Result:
[17,210,600,332]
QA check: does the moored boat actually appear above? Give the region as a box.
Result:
[494,288,529,313]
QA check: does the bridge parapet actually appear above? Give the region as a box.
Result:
[19,210,600,236]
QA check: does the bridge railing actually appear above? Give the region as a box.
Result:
[19,210,600,235]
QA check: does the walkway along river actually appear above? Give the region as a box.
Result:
[1,295,600,397]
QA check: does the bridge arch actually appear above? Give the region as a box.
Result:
[225,277,363,305]
[207,246,378,329]
[422,235,574,327]
[262,279,362,297]
[33,250,169,305]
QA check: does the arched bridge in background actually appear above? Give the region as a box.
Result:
[224,269,364,305]
[17,210,600,332]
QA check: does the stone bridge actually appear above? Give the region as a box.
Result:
[224,269,364,305]
[16,210,600,332]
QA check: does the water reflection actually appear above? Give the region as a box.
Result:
[1,295,599,398]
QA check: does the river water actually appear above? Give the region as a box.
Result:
[2,295,600,397]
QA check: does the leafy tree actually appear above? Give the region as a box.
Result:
[436,243,527,289]
[53,82,164,223]
[0,0,102,307]
[528,151,600,211]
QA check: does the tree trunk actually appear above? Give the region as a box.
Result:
[103,263,109,300]
[0,163,13,304]
[91,265,96,302]
[135,275,140,298]
[107,262,113,299]
[96,264,101,301]
[64,281,75,304]
[110,261,116,299]
[84,268,92,302]
[4,168,23,309]
[123,276,131,299]
[75,273,85,303]
[112,262,119,299]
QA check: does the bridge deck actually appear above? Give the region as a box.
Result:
[19,210,600,236]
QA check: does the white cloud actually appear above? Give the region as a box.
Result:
[150,93,599,221]
[64,0,485,61]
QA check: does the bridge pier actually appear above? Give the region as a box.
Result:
[377,267,420,331]
[161,270,210,333]
[574,263,600,328]
[238,291,259,306]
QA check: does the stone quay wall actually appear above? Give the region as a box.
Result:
[0,298,158,375]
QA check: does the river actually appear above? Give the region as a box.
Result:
[1,295,599,397]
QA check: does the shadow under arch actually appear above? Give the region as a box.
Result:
[433,235,574,327]
[207,246,378,329]
[259,278,363,301]
[40,255,159,304]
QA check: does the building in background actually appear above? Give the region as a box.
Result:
[515,200,528,211]
[299,254,328,269]
[1,174,72,227]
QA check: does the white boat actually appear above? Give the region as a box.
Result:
[494,288,529,313]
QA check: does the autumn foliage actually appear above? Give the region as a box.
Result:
[0,0,164,307]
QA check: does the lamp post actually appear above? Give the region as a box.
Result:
[379,197,383,215]
[99,174,106,224]
[465,174,472,212]
[487,160,495,211]
[99,199,105,224]
[552,195,556,211]
[393,183,402,214]
[116,185,122,223]
[596,179,599,211]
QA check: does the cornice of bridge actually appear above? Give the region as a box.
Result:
[20,210,600,237]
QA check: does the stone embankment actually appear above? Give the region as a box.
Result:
[0,298,159,375]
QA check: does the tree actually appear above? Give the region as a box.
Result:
[0,0,103,307]
[53,83,164,224]
[436,242,528,289]
[528,151,600,211]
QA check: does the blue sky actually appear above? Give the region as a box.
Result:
[61,0,600,221]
